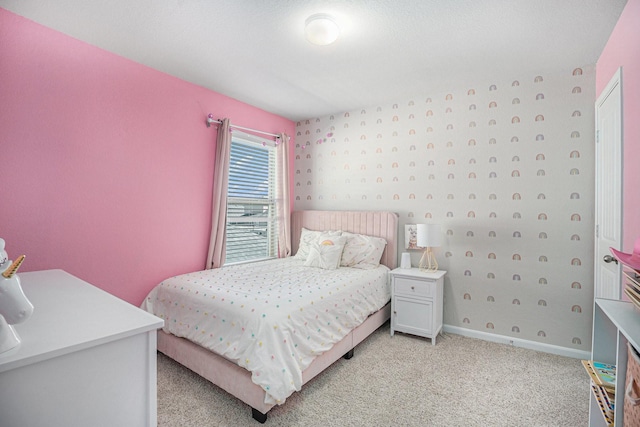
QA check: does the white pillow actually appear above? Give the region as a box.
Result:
[304,236,347,270]
[294,228,341,260]
[340,232,387,269]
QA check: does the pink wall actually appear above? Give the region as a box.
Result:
[596,0,640,253]
[0,9,295,305]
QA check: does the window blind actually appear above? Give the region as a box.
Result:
[225,137,277,264]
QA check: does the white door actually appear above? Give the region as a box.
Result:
[594,68,623,300]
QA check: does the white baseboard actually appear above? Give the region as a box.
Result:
[442,325,591,360]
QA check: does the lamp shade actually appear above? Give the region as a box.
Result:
[416,224,442,248]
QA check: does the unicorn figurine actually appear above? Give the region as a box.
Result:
[0,238,33,354]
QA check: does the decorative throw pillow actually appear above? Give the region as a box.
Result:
[294,228,341,260]
[340,232,387,269]
[304,236,348,270]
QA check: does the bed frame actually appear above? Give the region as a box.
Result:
[157,210,399,422]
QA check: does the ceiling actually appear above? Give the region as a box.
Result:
[0,0,627,122]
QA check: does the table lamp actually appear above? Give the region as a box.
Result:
[417,224,441,272]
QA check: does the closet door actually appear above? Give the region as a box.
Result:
[594,68,622,300]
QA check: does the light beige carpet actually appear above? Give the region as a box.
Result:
[157,324,590,426]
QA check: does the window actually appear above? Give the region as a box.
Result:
[225,135,277,264]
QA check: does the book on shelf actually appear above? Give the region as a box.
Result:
[581,360,616,393]
[592,361,616,388]
[591,384,614,426]
[624,287,640,308]
[628,280,640,297]
[623,268,640,281]
[594,382,614,412]
[624,270,640,291]
[620,269,640,309]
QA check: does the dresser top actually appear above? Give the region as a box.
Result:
[0,269,163,372]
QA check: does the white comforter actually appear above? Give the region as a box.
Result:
[142,257,390,405]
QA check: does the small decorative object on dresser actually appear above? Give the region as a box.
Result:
[389,268,446,345]
[0,238,32,354]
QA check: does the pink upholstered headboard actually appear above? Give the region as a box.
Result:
[291,210,399,269]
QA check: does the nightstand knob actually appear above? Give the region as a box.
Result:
[411,286,415,290]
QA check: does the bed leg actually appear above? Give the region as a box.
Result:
[343,348,354,360]
[252,408,267,423]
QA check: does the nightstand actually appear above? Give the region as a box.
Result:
[389,268,446,345]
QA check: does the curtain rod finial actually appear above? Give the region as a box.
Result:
[206,113,215,127]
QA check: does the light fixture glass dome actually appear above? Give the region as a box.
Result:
[305,14,340,46]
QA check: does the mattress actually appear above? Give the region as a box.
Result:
[142,257,390,404]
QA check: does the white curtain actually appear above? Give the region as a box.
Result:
[205,118,231,269]
[276,133,291,258]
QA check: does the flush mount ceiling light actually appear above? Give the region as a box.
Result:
[304,14,340,46]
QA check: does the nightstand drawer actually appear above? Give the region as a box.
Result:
[394,277,434,297]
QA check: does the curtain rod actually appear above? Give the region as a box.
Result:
[206,114,280,139]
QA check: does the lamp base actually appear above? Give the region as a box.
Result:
[419,248,438,272]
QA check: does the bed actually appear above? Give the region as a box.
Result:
[143,210,398,422]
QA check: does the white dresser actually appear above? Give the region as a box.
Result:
[390,268,446,345]
[0,269,164,427]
